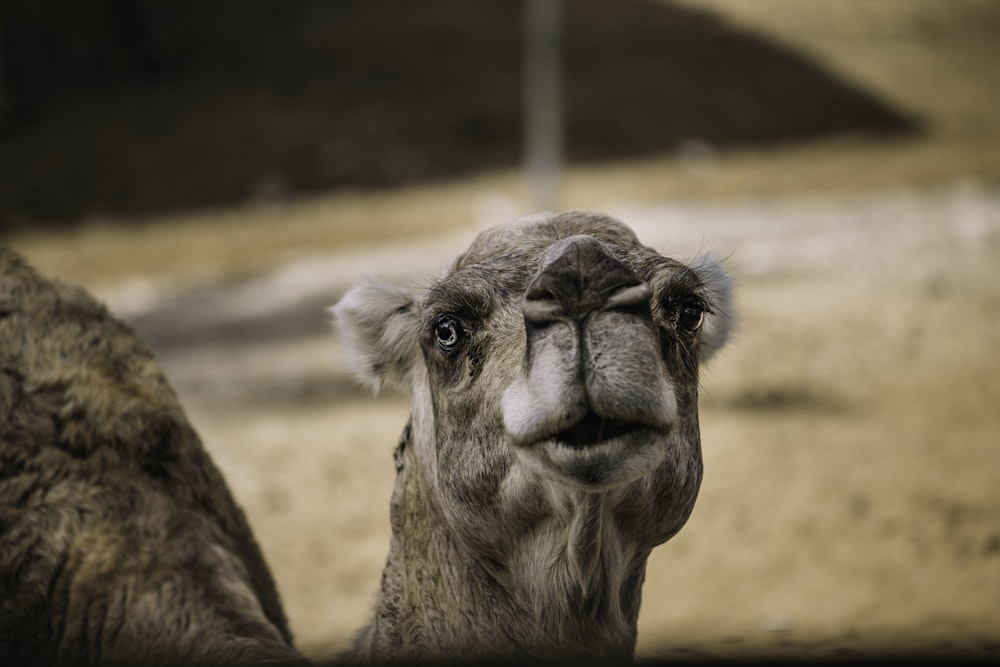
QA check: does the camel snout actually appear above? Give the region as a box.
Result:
[523,236,650,324]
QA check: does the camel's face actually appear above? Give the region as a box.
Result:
[333,212,732,534]
[499,231,691,490]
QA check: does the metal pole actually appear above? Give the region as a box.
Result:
[524,0,563,213]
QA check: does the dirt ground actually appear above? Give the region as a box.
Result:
[4,0,1000,661]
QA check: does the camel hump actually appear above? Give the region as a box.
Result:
[0,247,303,665]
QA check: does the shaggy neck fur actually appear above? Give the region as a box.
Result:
[352,424,648,664]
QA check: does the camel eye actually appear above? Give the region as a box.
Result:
[678,302,705,334]
[434,316,465,351]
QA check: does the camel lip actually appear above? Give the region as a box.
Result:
[552,412,646,449]
[526,417,671,490]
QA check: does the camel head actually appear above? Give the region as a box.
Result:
[332,211,733,554]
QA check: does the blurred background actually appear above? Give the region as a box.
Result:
[2,0,999,661]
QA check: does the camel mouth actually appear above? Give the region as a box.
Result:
[530,416,670,490]
[553,412,644,449]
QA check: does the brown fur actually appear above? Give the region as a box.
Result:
[0,248,304,666]
[332,212,735,663]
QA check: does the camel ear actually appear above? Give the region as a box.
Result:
[691,254,736,361]
[330,279,422,393]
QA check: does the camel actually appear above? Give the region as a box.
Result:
[0,248,305,666]
[331,210,735,663]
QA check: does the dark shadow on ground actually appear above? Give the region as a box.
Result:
[0,0,917,228]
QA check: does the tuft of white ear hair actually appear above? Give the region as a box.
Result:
[690,254,736,361]
[329,279,422,393]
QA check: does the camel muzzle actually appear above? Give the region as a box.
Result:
[522,235,651,325]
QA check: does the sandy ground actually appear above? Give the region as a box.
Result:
[4,0,1000,661]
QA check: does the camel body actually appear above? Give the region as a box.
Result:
[0,248,303,666]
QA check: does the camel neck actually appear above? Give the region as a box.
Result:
[355,463,647,663]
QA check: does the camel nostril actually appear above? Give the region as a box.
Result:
[524,238,648,323]
[604,283,650,311]
[525,272,562,304]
